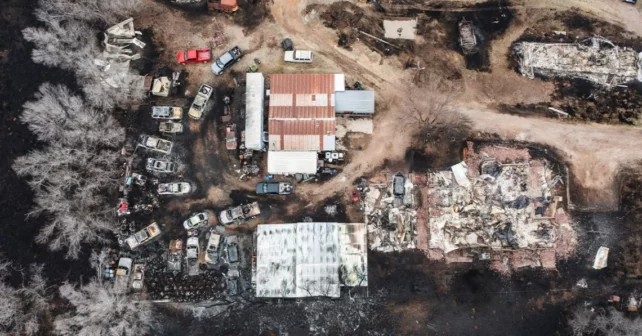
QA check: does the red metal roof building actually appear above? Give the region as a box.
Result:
[268,74,345,151]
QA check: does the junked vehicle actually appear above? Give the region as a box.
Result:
[225,124,237,150]
[159,121,183,134]
[218,202,260,225]
[116,257,133,276]
[167,240,183,272]
[152,106,183,120]
[393,173,405,196]
[211,46,243,75]
[186,237,200,276]
[284,50,314,63]
[205,232,222,264]
[183,212,208,230]
[131,264,144,290]
[146,158,178,174]
[177,49,212,64]
[158,182,192,195]
[138,135,173,154]
[255,182,293,195]
[126,222,161,249]
[188,84,213,120]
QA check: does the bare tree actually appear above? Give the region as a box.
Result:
[568,305,642,336]
[23,0,145,110]
[0,261,52,336]
[54,279,155,336]
[21,83,124,146]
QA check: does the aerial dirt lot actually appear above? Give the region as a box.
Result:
[129,0,642,334]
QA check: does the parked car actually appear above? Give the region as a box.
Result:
[255,182,293,195]
[146,158,178,174]
[177,49,212,64]
[227,242,239,263]
[284,50,313,63]
[126,222,161,249]
[186,237,200,260]
[158,182,192,195]
[393,173,405,196]
[218,202,260,225]
[183,212,208,230]
[205,232,222,264]
[188,84,213,120]
[211,46,243,75]
[159,121,183,133]
[131,264,144,290]
[152,106,183,120]
[116,257,133,276]
[281,38,293,51]
[167,240,183,272]
[138,135,173,154]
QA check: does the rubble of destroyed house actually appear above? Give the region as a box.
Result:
[513,36,642,87]
[426,142,576,271]
[364,173,419,252]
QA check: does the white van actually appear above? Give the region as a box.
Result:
[284,50,313,63]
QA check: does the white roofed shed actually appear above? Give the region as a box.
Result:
[245,73,265,150]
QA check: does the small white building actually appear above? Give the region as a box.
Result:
[245,73,265,151]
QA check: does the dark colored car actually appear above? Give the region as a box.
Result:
[393,173,405,196]
[210,46,243,75]
[255,182,293,195]
[281,38,293,51]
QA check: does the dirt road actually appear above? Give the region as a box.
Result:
[271,0,642,210]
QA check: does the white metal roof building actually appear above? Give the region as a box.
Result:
[255,222,368,298]
[335,90,375,115]
[267,151,318,175]
[245,73,265,150]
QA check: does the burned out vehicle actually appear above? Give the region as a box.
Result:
[255,182,293,195]
[126,222,161,249]
[186,237,200,276]
[226,241,239,264]
[146,158,178,174]
[183,212,208,230]
[116,257,133,276]
[205,232,222,264]
[131,264,144,290]
[218,201,260,225]
[225,124,237,150]
[167,240,183,272]
[138,135,173,154]
[188,84,213,120]
[152,106,183,120]
[158,121,183,134]
[158,182,192,195]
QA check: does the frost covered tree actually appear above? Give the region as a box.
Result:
[0,261,52,336]
[568,306,642,336]
[22,0,145,110]
[13,84,124,259]
[54,279,155,336]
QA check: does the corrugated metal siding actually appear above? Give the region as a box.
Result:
[335,90,375,114]
[268,119,336,150]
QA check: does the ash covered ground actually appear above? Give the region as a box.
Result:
[5,0,642,335]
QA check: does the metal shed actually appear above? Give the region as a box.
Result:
[245,73,265,150]
[335,90,375,115]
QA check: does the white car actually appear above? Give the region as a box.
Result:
[158,182,192,195]
[146,158,178,174]
[205,232,221,264]
[138,135,173,154]
[152,106,183,120]
[126,223,161,249]
[284,50,313,63]
[183,212,208,230]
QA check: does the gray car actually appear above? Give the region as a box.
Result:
[210,46,242,75]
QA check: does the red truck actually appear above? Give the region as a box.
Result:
[177,49,212,64]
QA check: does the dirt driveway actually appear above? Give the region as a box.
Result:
[270,0,642,210]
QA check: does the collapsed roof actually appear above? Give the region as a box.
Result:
[254,222,367,298]
[513,36,642,87]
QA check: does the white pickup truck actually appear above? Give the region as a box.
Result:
[138,135,173,154]
[218,201,260,225]
[284,50,313,63]
[188,84,213,120]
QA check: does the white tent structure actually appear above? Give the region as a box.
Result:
[245,73,265,150]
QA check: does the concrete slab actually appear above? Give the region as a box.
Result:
[383,18,417,40]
